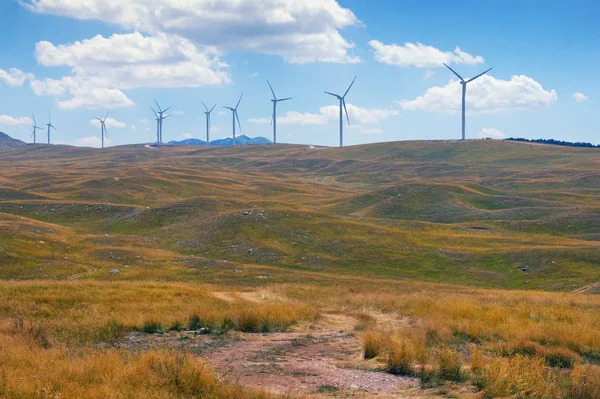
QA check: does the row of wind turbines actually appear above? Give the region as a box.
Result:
[30,64,492,148]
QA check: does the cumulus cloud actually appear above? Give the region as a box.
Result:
[249,104,399,125]
[369,41,484,68]
[24,0,360,64]
[172,110,185,115]
[90,117,127,129]
[0,68,33,87]
[180,133,193,139]
[573,92,588,102]
[30,32,230,109]
[74,135,111,147]
[399,75,557,114]
[0,115,33,126]
[478,128,506,139]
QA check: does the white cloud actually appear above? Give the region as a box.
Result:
[90,117,127,129]
[180,133,193,139]
[74,135,111,148]
[25,0,360,64]
[54,86,135,110]
[573,92,588,102]
[30,31,230,109]
[212,126,221,133]
[423,70,434,80]
[369,40,484,68]
[140,118,150,124]
[172,110,185,115]
[0,115,33,126]
[399,75,557,114]
[131,124,137,131]
[249,104,399,125]
[0,68,33,87]
[248,72,259,79]
[478,127,506,139]
[218,110,227,116]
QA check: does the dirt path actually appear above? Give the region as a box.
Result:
[572,282,600,294]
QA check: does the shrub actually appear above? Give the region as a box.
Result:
[142,320,162,334]
[437,347,462,382]
[361,330,384,359]
[386,338,416,376]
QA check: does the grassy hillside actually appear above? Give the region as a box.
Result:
[2,140,600,398]
[1,140,599,290]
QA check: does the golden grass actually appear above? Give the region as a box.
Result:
[0,333,273,399]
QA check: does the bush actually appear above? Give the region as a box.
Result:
[571,364,600,399]
[142,320,162,334]
[361,330,384,359]
[386,338,416,376]
[437,347,462,382]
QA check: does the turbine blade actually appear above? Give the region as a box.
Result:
[163,107,171,113]
[154,100,161,111]
[104,125,108,138]
[209,104,217,113]
[235,111,241,131]
[32,114,36,125]
[104,111,110,121]
[235,93,244,110]
[267,80,276,100]
[202,101,209,112]
[443,63,465,82]
[151,107,158,118]
[343,99,350,126]
[343,76,357,98]
[278,97,292,102]
[324,91,340,98]
[466,68,493,83]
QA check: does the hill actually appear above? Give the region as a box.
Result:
[0,132,26,148]
[2,139,600,398]
[168,135,272,146]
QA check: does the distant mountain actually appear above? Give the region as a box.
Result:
[168,135,272,147]
[0,132,27,148]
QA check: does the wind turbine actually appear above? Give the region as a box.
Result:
[31,114,43,144]
[443,63,492,140]
[325,76,356,148]
[202,102,217,145]
[46,113,56,145]
[223,93,243,146]
[151,101,170,144]
[96,111,110,149]
[267,81,291,145]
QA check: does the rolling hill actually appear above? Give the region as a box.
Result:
[168,135,272,146]
[1,139,600,290]
[0,132,26,148]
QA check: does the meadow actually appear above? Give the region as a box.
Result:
[1,140,600,398]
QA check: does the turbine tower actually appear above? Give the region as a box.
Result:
[31,114,43,144]
[202,102,217,145]
[443,63,492,140]
[223,93,243,146]
[267,81,291,145]
[325,76,356,148]
[46,113,56,145]
[151,101,171,144]
[96,111,110,149]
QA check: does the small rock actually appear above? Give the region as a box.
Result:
[114,177,120,181]
[108,269,120,275]
[521,267,530,273]
[241,211,249,216]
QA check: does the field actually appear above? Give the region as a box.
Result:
[1,140,600,398]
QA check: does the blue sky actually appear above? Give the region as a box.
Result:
[0,0,598,147]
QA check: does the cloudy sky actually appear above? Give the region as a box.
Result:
[0,0,598,147]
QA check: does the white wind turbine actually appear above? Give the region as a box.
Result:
[46,113,56,144]
[31,114,43,144]
[223,93,243,146]
[325,76,356,148]
[267,81,291,144]
[202,102,217,145]
[443,63,492,140]
[96,111,110,149]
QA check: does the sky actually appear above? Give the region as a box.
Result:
[0,0,598,148]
